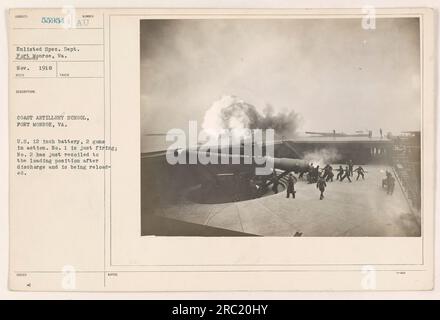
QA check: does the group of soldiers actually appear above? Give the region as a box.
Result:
[282,171,328,200]
[268,157,402,201]
[308,160,366,184]
[334,164,366,182]
[273,160,368,200]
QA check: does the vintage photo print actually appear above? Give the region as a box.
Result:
[140,18,421,237]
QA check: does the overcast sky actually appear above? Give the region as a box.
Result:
[140,18,420,144]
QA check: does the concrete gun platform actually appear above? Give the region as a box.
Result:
[153,165,420,237]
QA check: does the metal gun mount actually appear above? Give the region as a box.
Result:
[176,149,310,174]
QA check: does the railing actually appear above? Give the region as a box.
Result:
[391,144,421,209]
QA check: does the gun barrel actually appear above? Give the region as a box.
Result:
[183,150,309,172]
[271,157,310,172]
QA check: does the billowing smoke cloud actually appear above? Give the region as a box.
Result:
[202,95,301,139]
[303,148,342,167]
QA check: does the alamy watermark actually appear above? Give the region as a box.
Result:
[165,121,275,175]
[362,6,376,30]
[61,265,76,290]
[361,265,377,290]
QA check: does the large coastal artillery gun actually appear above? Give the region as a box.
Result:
[172,148,310,174]
[166,148,311,203]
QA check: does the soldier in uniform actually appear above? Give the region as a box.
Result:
[387,175,395,195]
[286,173,297,199]
[326,165,334,182]
[348,160,354,177]
[340,166,352,182]
[314,165,320,183]
[307,163,314,183]
[336,165,344,181]
[316,177,327,200]
[322,164,331,181]
[354,166,366,180]
[383,171,390,189]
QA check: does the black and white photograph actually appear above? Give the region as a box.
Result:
[4,5,437,295]
[140,17,421,237]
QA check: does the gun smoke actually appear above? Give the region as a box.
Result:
[202,95,301,140]
[303,148,342,167]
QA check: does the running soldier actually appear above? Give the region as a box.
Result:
[316,177,327,200]
[336,165,344,181]
[340,166,352,182]
[326,165,334,182]
[354,166,366,180]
